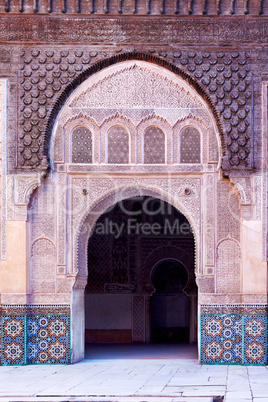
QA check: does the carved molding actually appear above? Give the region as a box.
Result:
[230,176,253,205]
[0,1,267,15]
[14,175,41,205]
[0,79,7,259]
[0,17,268,43]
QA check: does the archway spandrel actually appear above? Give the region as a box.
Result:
[15,51,255,171]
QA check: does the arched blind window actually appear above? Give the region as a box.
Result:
[179,127,201,163]
[143,126,165,164]
[72,127,92,163]
[107,126,129,164]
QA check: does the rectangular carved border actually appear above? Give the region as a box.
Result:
[0,16,268,44]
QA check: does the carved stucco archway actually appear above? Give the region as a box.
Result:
[74,185,200,282]
[45,58,224,363]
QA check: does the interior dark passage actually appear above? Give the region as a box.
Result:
[85,196,197,345]
[151,259,190,343]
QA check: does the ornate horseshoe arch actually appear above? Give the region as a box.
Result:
[74,184,200,282]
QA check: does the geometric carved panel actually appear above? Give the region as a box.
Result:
[217,181,241,242]
[72,127,92,163]
[216,239,241,293]
[31,239,56,293]
[17,51,251,169]
[180,127,201,163]
[107,126,129,164]
[144,126,165,164]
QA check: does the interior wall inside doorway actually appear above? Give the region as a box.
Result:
[85,294,132,343]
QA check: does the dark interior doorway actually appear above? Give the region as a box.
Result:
[85,196,197,345]
[151,259,190,343]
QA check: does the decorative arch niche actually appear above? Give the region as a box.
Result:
[50,59,222,169]
[46,54,225,168]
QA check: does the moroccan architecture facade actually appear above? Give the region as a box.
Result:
[0,0,268,366]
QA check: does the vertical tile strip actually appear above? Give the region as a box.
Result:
[242,314,245,365]
[0,314,2,365]
[24,315,27,365]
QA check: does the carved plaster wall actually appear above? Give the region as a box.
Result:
[0,60,262,306]
[74,179,201,279]
[0,60,263,304]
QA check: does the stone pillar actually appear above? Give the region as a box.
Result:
[71,284,85,363]
[145,295,151,343]
[189,294,197,343]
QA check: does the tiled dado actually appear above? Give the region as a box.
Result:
[201,305,268,365]
[0,305,71,365]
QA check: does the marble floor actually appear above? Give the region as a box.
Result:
[0,344,267,402]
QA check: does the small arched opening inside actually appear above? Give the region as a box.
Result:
[151,259,190,343]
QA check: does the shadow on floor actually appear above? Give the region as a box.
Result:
[85,343,198,360]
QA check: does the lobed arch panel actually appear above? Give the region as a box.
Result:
[143,126,166,164]
[52,116,217,167]
[100,115,136,164]
[179,127,201,164]
[52,115,100,165]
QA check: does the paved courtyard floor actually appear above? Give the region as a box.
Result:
[0,344,268,402]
